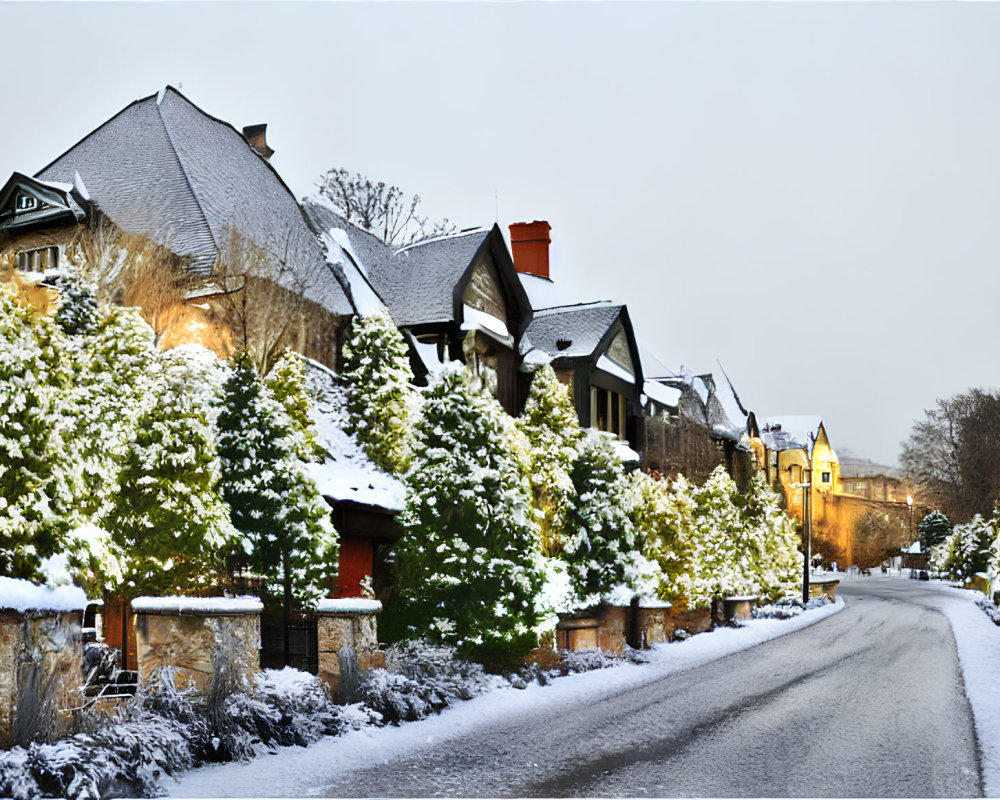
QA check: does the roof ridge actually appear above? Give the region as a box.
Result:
[394,227,488,255]
[533,301,621,316]
[155,89,220,256]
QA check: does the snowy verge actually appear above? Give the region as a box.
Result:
[0,577,87,612]
[930,585,1000,796]
[168,599,844,798]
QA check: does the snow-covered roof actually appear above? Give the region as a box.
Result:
[0,577,87,613]
[904,540,923,554]
[34,87,352,316]
[643,379,682,410]
[303,358,407,512]
[759,415,823,452]
[523,303,624,360]
[315,598,383,614]
[131,596,263,615]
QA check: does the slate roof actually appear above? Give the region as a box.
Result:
[304,198,511,329]
[760,415,824,453]
[35,87,352,316]
[523,303,624,360]
[384,230,492,327]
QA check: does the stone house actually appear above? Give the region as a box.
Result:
[0,86,356,371]
[758,417,911,568]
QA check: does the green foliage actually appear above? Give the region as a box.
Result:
[0,285,71,579]
[561,433,637,603]
[341,310,415,474]
[53,275,99,336]
[517,365,583,556]
[99,357,236,598]
[930,512,996,579]
[266,350,322,460]
[388,370,542,660]
[217,352,337,607]
[919,510,952,551]
[635,467,800,608]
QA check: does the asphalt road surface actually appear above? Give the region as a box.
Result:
[316,577,982,798]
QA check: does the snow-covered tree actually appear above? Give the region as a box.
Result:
[388,369,542,660]
[53,274,99,336]
[99,355,236,598]
[919,510,952,552]
[216,352,337,608]
[266,349,321,460]
[341,309,415,474]
[930,513,995,579]
[517,365,583,556]
[628,470,694,603]
[560,432,638,604]
[0,284,72,579]
[740,473,801,600]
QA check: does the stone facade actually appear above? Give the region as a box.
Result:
[133,604,261,706]
[316,602,384,701]
[0,609,84,747]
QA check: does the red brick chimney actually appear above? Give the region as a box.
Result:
[509,221,551,279]
[243,124,274,160]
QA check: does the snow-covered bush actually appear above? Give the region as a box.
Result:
[266,349,323,460]
[388,369,543,661]
[340,309,415,474]
[919,510,953,552]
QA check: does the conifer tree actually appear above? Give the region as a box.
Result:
[389,369,542,660]
[340,309,414,474]
[266,349,321,460]
[216,352,337,609]
[628,470,695,603]
[561,432,638,604]
[99,361,236,598]
[741,473,801,600]
[0,285,71,579]
[53,275,99,336]
[919,510,952,552]
[517,365,583,556]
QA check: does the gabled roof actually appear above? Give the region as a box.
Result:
[524,302,625,361]
[34,86,352,316]
[303,197,531,335]
[384,229,493,327]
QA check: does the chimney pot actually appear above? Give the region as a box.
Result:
[509,220,551,280]
[243,124,274,160]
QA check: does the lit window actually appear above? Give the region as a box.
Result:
[16,246,59,273]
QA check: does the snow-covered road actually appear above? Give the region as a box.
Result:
[169,577,999,798]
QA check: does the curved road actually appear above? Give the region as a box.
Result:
[314,578,981,797]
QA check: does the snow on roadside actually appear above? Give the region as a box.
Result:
[167,599,843,798]
[928,584,1000,797]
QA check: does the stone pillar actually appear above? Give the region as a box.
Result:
[0,578,87,747]
[315,598,384,701]
[132,596,262,706]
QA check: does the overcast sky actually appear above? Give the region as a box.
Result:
[3,1,999,466]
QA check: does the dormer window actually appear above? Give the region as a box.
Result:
[14,193,37,213]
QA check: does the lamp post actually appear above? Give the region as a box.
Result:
[907,495,914,541]
[792,474,812,603]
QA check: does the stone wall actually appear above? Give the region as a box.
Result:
[557,603,716,654]
[315,599,384,701]
[132,597,262,707]
[0,607,84,748]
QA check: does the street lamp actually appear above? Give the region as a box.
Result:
[907,495,914,541]
[792,474,812,604]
